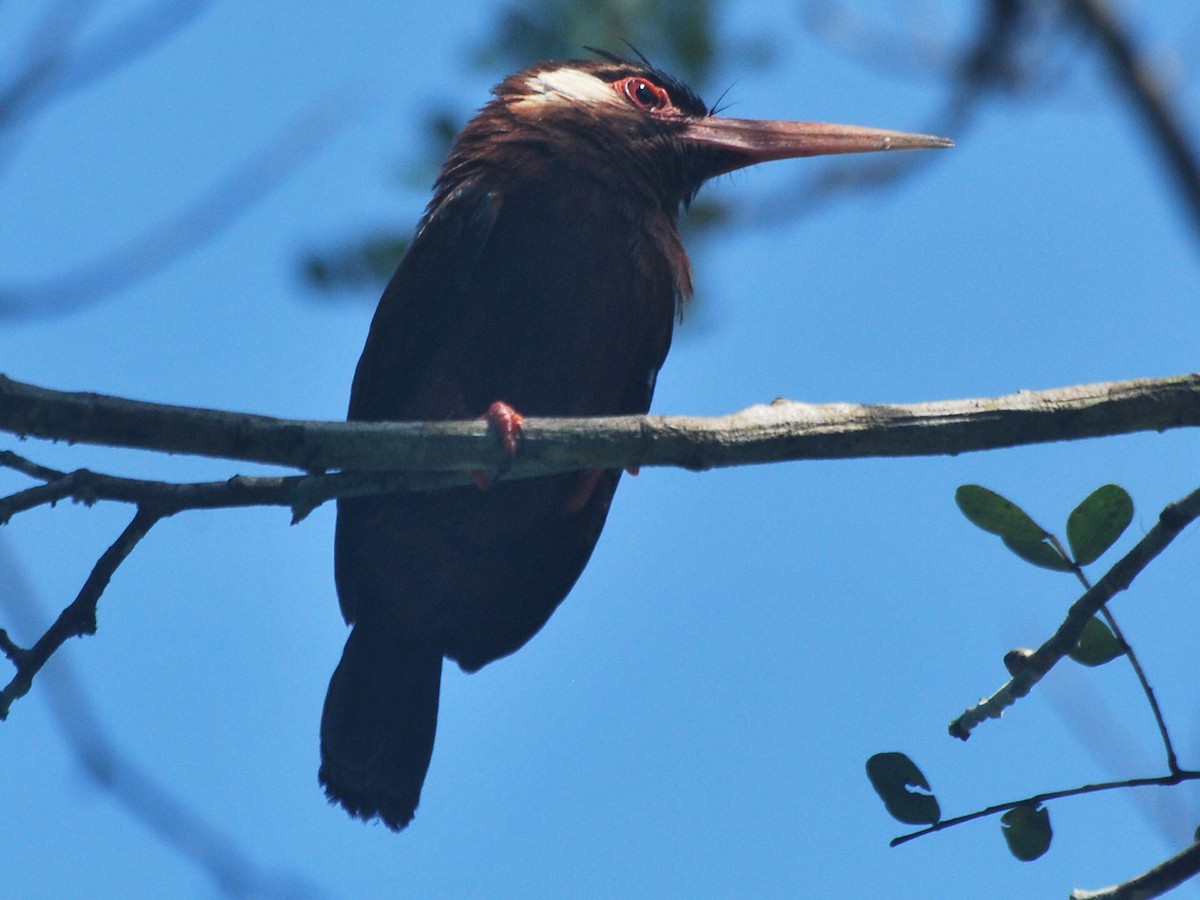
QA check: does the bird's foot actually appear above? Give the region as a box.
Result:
[470,401,524,490]
[483,401,524,455]
[562,465,640,514]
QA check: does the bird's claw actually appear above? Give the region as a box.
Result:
[483,401,524,456]
[471,401,524,490]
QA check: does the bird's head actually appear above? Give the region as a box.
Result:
[438,52,952,214]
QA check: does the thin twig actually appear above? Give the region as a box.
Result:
[892,768,1199,847]
[0,506,160,719]
[1096,604,1179,773]
[1049,530,1181,775]
[0,0,101,132]
[1067,0,1200,245]
[0,92,358,319]
[0,450,466,524]
[0,1,211,133]
[0,539,327,897]
[949,486,1200,740]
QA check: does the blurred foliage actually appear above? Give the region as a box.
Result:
[475,0,721,87]
[301,233,409,292]
[299,0,770,298]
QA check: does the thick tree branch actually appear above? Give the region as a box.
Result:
[1,372,1198,478]
[3,372,1198,722]
[1,351,1197,882]
[949,485,1200,740]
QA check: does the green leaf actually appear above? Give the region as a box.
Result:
[1001,536,1074,572]
[1067,484,1133,566]
[956,486,1046,543]
[866,752,940,825]
[1001,803,1052,861]
[1068,617,1124,666]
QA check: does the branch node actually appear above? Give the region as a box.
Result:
[0,628,29,665]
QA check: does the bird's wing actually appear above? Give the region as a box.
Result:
[334,174,670,668]
[347,180,502,422]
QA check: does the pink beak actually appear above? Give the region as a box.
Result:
[683,117,953,176]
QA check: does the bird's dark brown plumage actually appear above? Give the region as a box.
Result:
[319,55,951,831]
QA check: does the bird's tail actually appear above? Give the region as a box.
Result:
[319,619,442,831]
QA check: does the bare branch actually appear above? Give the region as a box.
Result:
[892,769,1198,848]
[0,373,1198,478]
[949,485,1200,740]
[758,0,1064,226]
[0,540,327,897]
[0,454,466,720]
[0,93,356,319]
[2,370,1196,723]
[1046,532,1180,775]
[0,506,159,719]
[1072,839,1200,900]
[0,1,212,135]
[0,450,464,524]
[0,0,102,136]
[1067,0,1200,245]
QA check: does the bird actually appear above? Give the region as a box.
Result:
[320,50,951,831]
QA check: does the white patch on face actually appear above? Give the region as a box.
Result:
[523,67,621,107]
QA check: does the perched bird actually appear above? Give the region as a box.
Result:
[320,51,950,831]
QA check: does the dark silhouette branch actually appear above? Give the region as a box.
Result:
[1067,0,1200,245]
[0,506,159,719]
[949,485,1200,740]
[0,450,463,524]
[1,373,1198,479]
[893,767,1200,898]
[892,768,1200,848]
[893,485,1200,900]
[1072,839,1200,900]
[0,540,327,898]
[1047,532,1181,775]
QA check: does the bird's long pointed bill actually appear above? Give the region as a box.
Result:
[684,117,953,175]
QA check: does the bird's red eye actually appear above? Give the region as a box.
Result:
[616,77,671,112]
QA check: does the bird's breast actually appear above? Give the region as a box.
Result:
[421,178,681,419]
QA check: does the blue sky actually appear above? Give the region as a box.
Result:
[2,2,1200,898]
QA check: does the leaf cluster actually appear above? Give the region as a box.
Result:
[869,483,1140,862]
